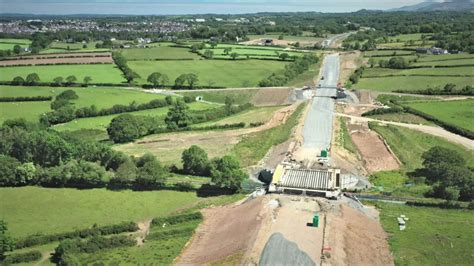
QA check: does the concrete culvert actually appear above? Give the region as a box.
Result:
[259,233,316,266]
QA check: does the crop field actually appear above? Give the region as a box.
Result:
[54,101,215,132]
[370,123,474,171]
[128,59,288,87]
[354,76,473,92]
[121,46,201,60]
[403,99,474,132]
[0,38,31,50]
[177,89,258,105]
[375,202,474,266]
[0,86,172,123]
[0,186,202,238]
[0,64,125,84]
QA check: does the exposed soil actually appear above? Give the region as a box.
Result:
[339,51,362,85]
[0,52,113,66]
[248,196,325,265]
[250,88,293,106]
[136,219,152,247]
[324,204,394,266]
[175,197,266,265]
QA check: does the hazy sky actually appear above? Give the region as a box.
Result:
[0,0,433,15]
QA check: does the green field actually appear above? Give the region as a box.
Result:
[121,46,201,60]
[369,112,433,125]
[0,101,51,124]
[370,123,474,171]
[375,202,474,266]
[54,101,215,132]
[364,50,415,57]
[177,89,258,104]
[232,102,305,166]
[0,64,125,84]
[196,106,282,128]
[354,76,473,92]
[0,86,172,124]
[369,171,431,198]
[0,38,31,50]
[403,99,474,132]
[0,186,202,238]
[199,48,306,60]
[128,59,288,87]
[362,66,473,77]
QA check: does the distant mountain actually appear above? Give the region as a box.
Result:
[390,1,474,12]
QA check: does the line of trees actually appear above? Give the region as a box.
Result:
[0,96,52,102]
[259,54,319,87]
[112,51,140,83]
[11,74,92,86]
[107,98,252,143]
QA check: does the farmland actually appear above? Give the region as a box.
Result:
[0,38,31,50]
[0,186,201,238]
[403,99,474,132]
[354,75,472,92]
[375,202,474,266]
[370,123,474,171]
[121,46,201,60]
[0,86,173,123]
[199,47,307,60]
[128,59,288,87]
[0,64,125,84]
[54,101,214,132]
[177,89,258,104]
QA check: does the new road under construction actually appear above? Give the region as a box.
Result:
[269,54,359,199]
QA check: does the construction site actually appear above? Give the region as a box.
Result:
[175,53,394,266]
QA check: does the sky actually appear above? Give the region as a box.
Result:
[0,0,434,15]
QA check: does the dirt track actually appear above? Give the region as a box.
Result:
[176,197,265,265]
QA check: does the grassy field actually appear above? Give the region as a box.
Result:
[0,64,125,84]
[375,202,474,266]
[370,123,474,171]
[403,99,474,132]
[0,186,203,238]
[0,38,31,50]
[364,50,415,57]
[54,101,214,132]
[232,102,305,166]
[121,46,201,60]
[195,106,282,128]
[369,112,433,125]
[0,101,51,124]
[369,171,431,198]
[337,117,358,154]
[177,89,258,104]
[354,76,473,92]
[128,59,288,87]
[362,66,473,77]
[199,48,306,60]
[0,86,173,124]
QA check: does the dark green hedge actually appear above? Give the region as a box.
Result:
[406,201,471,210]
[151,212,203,227]
[0,96,52,102]
[1,251,42,265]
[15,221,138,249]
[361,106,404,116]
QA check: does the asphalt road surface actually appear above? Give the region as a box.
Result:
[302,54,339,153]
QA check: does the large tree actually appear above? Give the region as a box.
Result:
[165,100,191,130]
[211,155,247,189]
[182,145,210,176]
[26,73,40,84]
[135,153,166,189]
